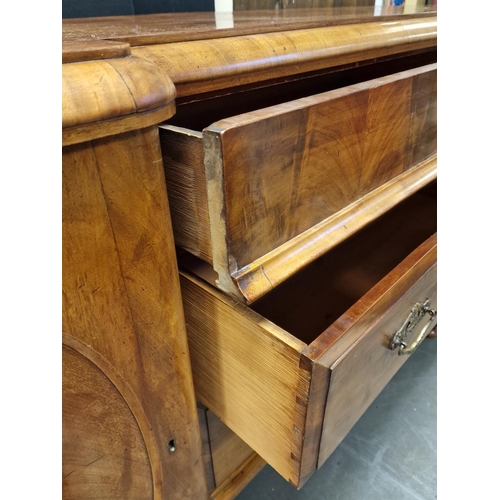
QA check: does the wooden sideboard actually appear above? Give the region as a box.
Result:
[63,4,437,498]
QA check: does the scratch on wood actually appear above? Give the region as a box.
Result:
[85,455,104,467]
[259,265,273,289]
[137,333,174,367]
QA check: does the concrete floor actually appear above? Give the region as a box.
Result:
[236,337,437,500]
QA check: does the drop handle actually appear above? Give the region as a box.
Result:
[389,298,437,356]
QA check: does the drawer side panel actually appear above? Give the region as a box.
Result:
[180,273,310,486]
[160,126,213,264]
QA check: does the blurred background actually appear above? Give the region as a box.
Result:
[62,0,437,20]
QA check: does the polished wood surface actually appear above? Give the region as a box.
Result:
[163,48,436,127]
[60,11,437,144]
[62,127,207,499]
[160,64,436,304]
[62,6,436,49]
[197,406,265,498]
[180,185,436,487]
[62,9,436,98]
[253,183,437,343]
[209,453,266,500]
[134,18,436,98]
[62,40,131,64]
[233,157,436,305]
[62,9,437,495]
[62,57,176,146]
[206,411,255,487]
[63,345,153,499]
[210,64,436,291]
[317,260,437,467]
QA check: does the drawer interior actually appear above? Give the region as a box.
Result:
[180,180,437,486]
[182,180,437,347]
[168,49,437,131]
[249,180,436,344]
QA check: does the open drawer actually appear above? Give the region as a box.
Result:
[161,61,436,304]
[180,182,437,488]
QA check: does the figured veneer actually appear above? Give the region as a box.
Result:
[161,64,437,304]
[62,8,438,496]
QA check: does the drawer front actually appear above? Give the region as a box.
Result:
[180,229,437,488]
[162,63,437,304]
[206,65,436,270]
[318,263,437,467]
[197,405,265,496]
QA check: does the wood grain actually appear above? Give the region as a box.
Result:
[207,411,255,487]
[160,126,213,263]
[181,185,436,487]
[197,404,264,496]
[209,453,266,500]
[61,10,438,494]
[317,262,437,466]
[168,48,436,128]
[62,40,130,64]
[63,345,153,500]
[409,67,437,167]
[133,18,436,97]
[252,181,437,344]
[63,106,176,147]
[164,65,436,303]
[180,271,310,484]
[62,127,207,499]
[62,7,436,50]
[307,234,438,363]
[62,57,176,145]
[296,361,331,488]
[211,64,436,269]
[232,156,436,304]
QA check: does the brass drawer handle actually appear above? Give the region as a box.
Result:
[389,298,437,356]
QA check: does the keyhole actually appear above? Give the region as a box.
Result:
[167,439,176,453]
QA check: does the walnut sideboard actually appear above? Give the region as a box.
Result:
[63,4,437,498]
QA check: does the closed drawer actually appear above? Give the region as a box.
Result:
[180,182,437,488]
[161,62,437,304]
[197,404,266,497]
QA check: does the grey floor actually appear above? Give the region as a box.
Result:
[236,337,437,500]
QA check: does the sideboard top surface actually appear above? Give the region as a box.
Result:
[62,5,437,50]
[62,6,437,142]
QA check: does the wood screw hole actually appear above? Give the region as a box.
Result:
[167,439,176,453]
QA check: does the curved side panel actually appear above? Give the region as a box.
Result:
[62,57,176,146]
[62,336,162,500]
